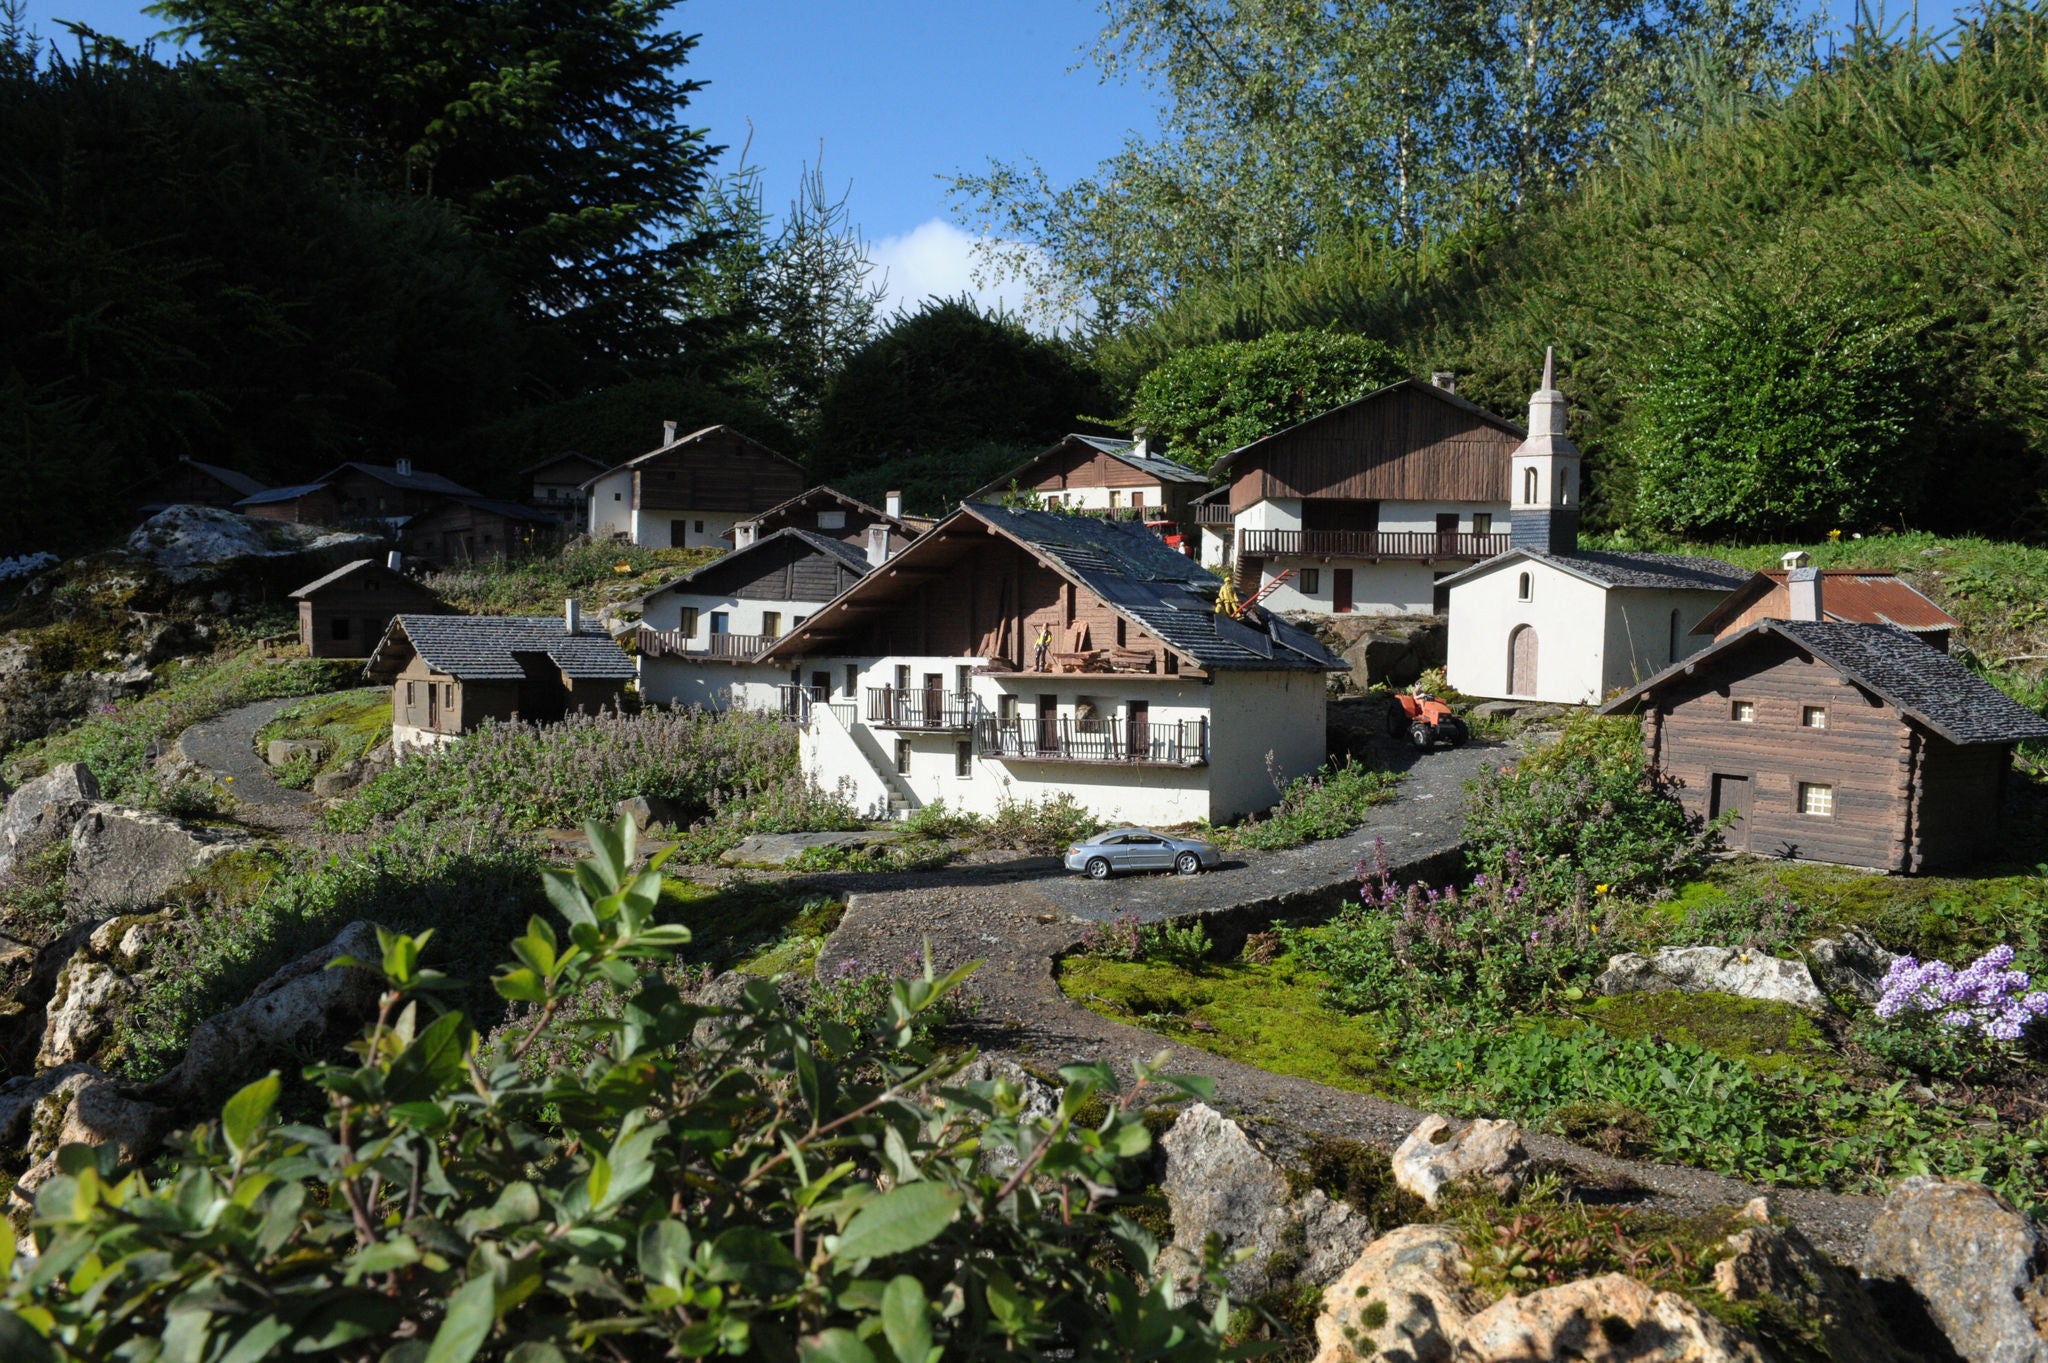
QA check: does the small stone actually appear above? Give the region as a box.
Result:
[267,739,327,766]
[1391,1114,1531,1208]
[311,767,360,799]
[37,956,134,1069]
[1807,928,1900,1005]
[1595,945,1829,1013]
[1310,1224,1483,1363]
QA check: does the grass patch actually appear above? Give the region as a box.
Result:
[254,689,391,788]
[424,537,722,617]
[658,879,845,977]
[1574,992,1831,1075]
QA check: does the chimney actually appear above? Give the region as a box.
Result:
[1507,347,1583,556]
[866,524,893,568]
[1431,371,1457,392]
[565,597,582,633]
[395,458,413,477]
[884,489,903,521]
[1132,427,1151,459]
[662,420,678,445]
[1787,567,1823,623]
[386,550,403,572]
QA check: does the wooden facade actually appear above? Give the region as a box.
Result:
[741,488,919,551]
[1627,634,2011,872]
[403,499,560,564]
[694,534,866,604]
[244,486,345,526]
[1220,381,1522,515]
[633,427,806,515]
[292,561,438,659]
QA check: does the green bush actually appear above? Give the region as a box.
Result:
[1127,330,1408,472]
[984,793,1103,853]
[1209,759,1402,852]
[5,819,1235,1360]
[1461,714,1715,904]
[1624,293,1925,538]
[1667,877,1817,956]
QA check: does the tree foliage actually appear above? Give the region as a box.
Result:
[951,0,1818,328]
[0,819,1235,1361]
[811,299,1104,480]
[1127,331,1409,471]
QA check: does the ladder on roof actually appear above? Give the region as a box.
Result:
[1232,567,1294,618]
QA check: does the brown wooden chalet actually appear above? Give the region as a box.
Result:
[1693,566,1959,652]
[402,497,562,564]
[733,486,927,556]
[128,456,268,514]
[1601,616,2048,872]
[364,604,635,748]
[289,558,442,659]
[967,434,1209,520]
[519,453,607,512]
[585,424,807,547]
[1212,379,1523,559]
[240,461,478,527]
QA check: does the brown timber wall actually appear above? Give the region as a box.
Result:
[635,432,806,514]
[1228,385,1517,514]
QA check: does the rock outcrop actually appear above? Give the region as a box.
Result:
[1595,946,1829,1013]
[66,804,249,912]
[1713,1197,1911,1361]
[126,505,379,583]
[35,911,176,1069]
[716,829,906,867]
[1861,1176,2048,1362]
[1807,928,1900,1004]
[161,920,385,1103]
[1391,1115,1531,1208]
[1456,1273,1765,1362]
[0,1064,171,1210]
[1311,1223,1484,1363]
[0,761,98,875]
[1161,1103,1374,1298]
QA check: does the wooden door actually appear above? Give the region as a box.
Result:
[1507,625,1538,696]
[1435,513,1460,555]
[1711,774,1752,851]
[1332,569,1354,614]
[1036,694,1058,755]
[923,673,943,727]
[810,670,831,702]
[426,680,439,729]
[1127,701,1150,760]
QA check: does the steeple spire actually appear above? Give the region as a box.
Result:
[1508,346,1583,556]
[1541,346,1555,392]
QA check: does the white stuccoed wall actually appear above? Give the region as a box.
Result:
[1600,587,1724,696]
[587,470,634,538]
[640,589,830,638]
[1445,560,1611,704]
[628,510,742,549]
[1040,482,1171,512]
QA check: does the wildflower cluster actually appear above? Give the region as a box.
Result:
[1874,945,2048,1041]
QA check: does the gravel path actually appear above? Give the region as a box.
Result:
[174,697,314,811]
[810,734,1884,1261]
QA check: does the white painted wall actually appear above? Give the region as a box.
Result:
[1199,524,1231,570]
[392,722,458,759]
[1042,483,1172,513]
[1375,499,1510,534]
[1204,669,1331,821]
[1238,497,1302,532]
[1251,559,1438,616]
[640,588,830,639]
[588,470,634,538]
[1445,560,1611,705]
[639,659,792,710]
[629,510,742,549]
[1600,587,1723,696]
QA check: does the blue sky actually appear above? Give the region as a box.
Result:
[22,0,1979,315]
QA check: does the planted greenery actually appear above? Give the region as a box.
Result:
[1205,759,1402,853]
[4,818,1236,1361]
[253,689,391,787]
[423,536,721,617]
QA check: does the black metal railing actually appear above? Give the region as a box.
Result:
[866,687,975,730]
[776,683,826,721]
[1237,529,1509,559]
[976,716,1209,766]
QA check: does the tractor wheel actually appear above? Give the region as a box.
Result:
[1409,722,1437,752]
[1384,704,1411,738]
[1440,717,1470,747]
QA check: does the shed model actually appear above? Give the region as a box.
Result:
[1600,603,2048,872]
[289,558,441,659]
[968,433,1209,523]
[402,496,562,564]
[364,603,636,754]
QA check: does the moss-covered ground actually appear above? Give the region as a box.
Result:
[254,690,393,787]
[424,538,722,617]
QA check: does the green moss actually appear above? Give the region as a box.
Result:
[255,689,394,782]
[173,848,286,910]
[661,881,847,977]
[1283,1135,1425,1229]
[1574,992,1831,1073]
[1059,954,1396,1092]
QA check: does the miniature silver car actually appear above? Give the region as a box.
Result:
[1064,827,1220,879]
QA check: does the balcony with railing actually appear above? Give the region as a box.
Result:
[1194,501,1234,526]
[866,687,976,731]
[976,716,1209,766]
[1237,528,1510,560]
[639,627,775,661]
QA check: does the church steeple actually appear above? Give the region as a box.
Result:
[1509,347,1582,555]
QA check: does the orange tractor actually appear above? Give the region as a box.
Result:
[1385,691,1469,751]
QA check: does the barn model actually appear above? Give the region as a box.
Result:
[1601,572,2048,871]
[289,557,441,659]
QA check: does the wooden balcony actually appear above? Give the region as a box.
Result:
[1194,502,1234,526]
[866,687,975,731]
[976,716,1209,766]
[1237,529,1510,560]
[639,627,774,661]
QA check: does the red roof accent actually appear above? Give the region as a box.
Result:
[1757,569,1959,630]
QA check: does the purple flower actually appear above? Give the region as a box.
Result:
[1876,945,2048,1043]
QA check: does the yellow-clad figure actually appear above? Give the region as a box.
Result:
[1213,577,1241,618]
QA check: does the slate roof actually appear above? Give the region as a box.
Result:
[237,482,331,507]
[1436,547,1748,594]
[182,460,267,498]
[579,425,803,488]
[969,433,1209,501]
[1601,619,2048,746]
[635,528,870,605]
[740,485,922,535]
[365,615,636,683]
[289,559,437,600]
[319,463,478,497]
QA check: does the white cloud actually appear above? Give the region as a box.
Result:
[867,218,1081,331]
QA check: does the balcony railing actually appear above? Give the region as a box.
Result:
[777,683,826,722]
[1237,529,1510,560]
[1194,502,1234,526]
[976,716,1209,766]
[640,627,774,661]
[866,687,975,730]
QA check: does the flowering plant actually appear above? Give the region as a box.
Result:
[1860,944,2048,1077]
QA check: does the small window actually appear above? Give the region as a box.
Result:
[954,741,972,777]
[761,612,781,638]
[844,664,858,697]
[614,492,623,502]
[997,694,1018,722]
[1472,513,1492,537]
[955,665,971,693]
[817,509,846,530]
[1557,468,1569,505]
[793,615,807,628]
[1731,700,1756,723]
[1799,782,1835,816]
[1299,567,1321,595]
[694,520,705,533]
[1523,467,1537,504]
[1803,706,1828,730]
[1108,490,1122,508]
[1517,571,1533,602]
[679,606,699,637]
[329,617,351,641]
[443,683,455,709]
[895,739,911,775]
[710,612,729,635]
[406,681,416,706]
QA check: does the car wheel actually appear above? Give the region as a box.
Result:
[1175,851,1201,876]
[1441,717,1470,747]
[1086,857,1111,880]
[1409,721,1436,752]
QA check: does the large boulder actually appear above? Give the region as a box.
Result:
[1312,1224,1484,1363]
[1,1065,172,1212]
[1160,1103,1374,1299]
[1861,1176,2048,1362]
[66,804,249,912]
[1322,616,1446,693]
[1713,1197,1911,1361]
[1807,928,1900,1005]
[125,505,379,584]
[34,910,176,1069]
[1595,946,1829,1013]
[1391,1115,1531,1209]
[163,920,384,1102]
[0,762,98,875]
[1456,1273,1765,1362]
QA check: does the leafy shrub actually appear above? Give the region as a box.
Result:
[781,840,955,873]
[1854,944,2048,1078]
[985,792,1103,852]
[269,750,316,789]
[1078,915,1146,962]
[799,954,979,1054]
[899,797,985,840]
[1127,331,1408,472]
[1210,759,1401,852]
[424,534,717,615]
[1144,918,1213,971]
[5,819,1235,1360]
[1462,714,1714,904]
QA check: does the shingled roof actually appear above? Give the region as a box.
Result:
[289,559,438,600]
[1601,619,2048,746]
[969,433,1209,502]
[364,615,635,683]
[635,528,870,606]
[319,463,478,497]
[1436,547,1749,594]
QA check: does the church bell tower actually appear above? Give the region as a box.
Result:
[1508,347,1581,555]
